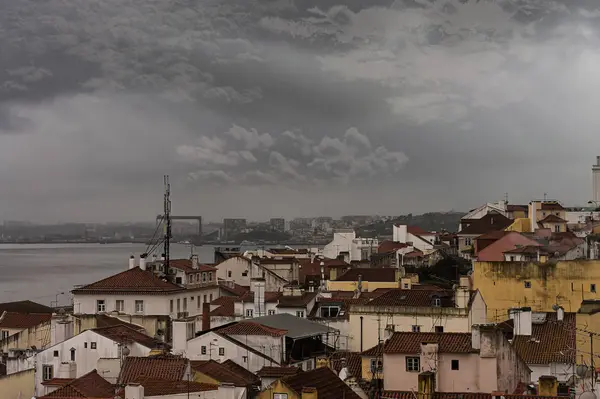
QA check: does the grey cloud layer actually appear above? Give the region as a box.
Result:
[1,0,600,221]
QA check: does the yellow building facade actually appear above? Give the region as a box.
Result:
[472,260,600,322]
[0,369,34,399]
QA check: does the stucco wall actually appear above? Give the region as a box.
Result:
[0,369,35,399]
[0,321,52,352]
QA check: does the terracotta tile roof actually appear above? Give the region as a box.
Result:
[0,300,53,314]
[168,259,218,274]
[362,342,384,356]
[378,241,409,254]
[220,359,260,384]
[364,288,456,308]
[335,268,396,282]
[0,312,51,329]
[384,332,475,354]
[504,245,549,255]
[277,292,317,308]
[507,204,528,212]
[209,296,237,317]
[218,280,250,296]
[259,258,299,264]
[191,359,258,386]
[309,297,369,320]
[280,366,361,399]
[459,213,512,235]
[118,379,218,396]
[92,324,164,349]
[40,369,114,398]
[41,378,74,387]
[476,230,511,241]
[540,202,564,211]
[239,291,282,303]
[406,226,432,235]
[216,321,287,337]
[511,312,576,364]
[298,258,350,283]
[329,351,363,379]
[72,267,185,295]
[118,355,187,384]
[539,214,567,223]
[257,366,302,378]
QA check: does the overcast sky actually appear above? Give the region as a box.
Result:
[1,0,599,223]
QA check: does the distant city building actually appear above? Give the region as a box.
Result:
[290,218,312,231]
[223,218,247,240]
[340,215,373,226]
[269,218,285,232]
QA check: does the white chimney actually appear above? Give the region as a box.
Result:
[160,253,165,261]
[129,255,136,269]
[51,315,73,346]
[557,306,564,321]
[152,254,157,263]
[191,254,199,270]
[125,383,144,399]
[509,307,532,336]
[171,320,188,355]
[139,255,147,271]
[219,382,236,399]
[250,278,266,318]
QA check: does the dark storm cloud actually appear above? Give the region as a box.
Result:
[1,0,600,221]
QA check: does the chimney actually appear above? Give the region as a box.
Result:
[139,254,147,271]
[51,315,73,346]
[129,255,136,269]
[202,302,211,331]
[301,387,318,399]
[471,325,481,350]
[509,307,532,336]
[320,261,326,291]
[125,383,144,399]
[557,306,564,321]
[459,275,472,290]
[191,254,199,270]
[219,382,236,399]
[454,285,469,309]
[171,320,187,355]
[152,254,157,263]
[417,371,436,399]
[597,156,600,166]
[400,277,412,289]
[538,375,558,397]
[250,278,266,318]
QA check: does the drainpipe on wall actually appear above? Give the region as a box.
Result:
[360,316,364,352]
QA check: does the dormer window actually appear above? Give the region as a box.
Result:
[432,297,441,307]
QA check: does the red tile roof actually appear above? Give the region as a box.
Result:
[191,359,258,386]
[378,241,409,254]
[168,259,218,274]
[118,355,188,384]
[220,359,261,384]
[219,280,250,296]
[364,288,456,308]
[383,393,563,399]
[511,312,576,364]
[540,202,564,211]
[209,296,237,317]
[257,366,302,378]
[459,213,512,235]
[504,245,550,255]
[120,379,218,396]
[280,366,361,399]
[277,292,317,308]
[41,378,74,387]
[239,291,282,303]
[39,369,114,398]
[92,324,164,349]
[217,321,287,337]
[407,226,432,235]
[328,351,363,380]
[507,204,528,212]
[0,312,51,329]
[335,268,397,282]
[0,300,53,314]
[362,342,384,356]
[539,214,567,224]
[72,267,185,295]
[383,332,475,354]
[93,314,145,331]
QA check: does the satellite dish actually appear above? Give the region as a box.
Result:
[580,392,597,399]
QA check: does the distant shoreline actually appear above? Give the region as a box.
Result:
[0,240,325,246]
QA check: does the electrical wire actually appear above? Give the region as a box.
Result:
[144,216,164,255]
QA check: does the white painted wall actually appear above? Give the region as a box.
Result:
[34,330,150,396]
[323,232,378,261]
[225,334,281,364]
[215,257,286,291]
[391,225,435,252]
[529,363,573,384]
[185,331,279,373]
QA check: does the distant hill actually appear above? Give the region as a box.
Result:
[356,212,465,238]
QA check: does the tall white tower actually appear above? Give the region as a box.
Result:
[593,156,600,203]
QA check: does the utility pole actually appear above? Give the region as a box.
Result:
[163,175,172,273]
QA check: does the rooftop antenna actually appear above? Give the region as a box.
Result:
[543,192,548,201]
[163,175,172,274]
[504,192,509,204]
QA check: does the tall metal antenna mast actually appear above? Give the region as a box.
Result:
[163,175,172,272]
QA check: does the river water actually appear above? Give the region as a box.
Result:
[0,243,216,306]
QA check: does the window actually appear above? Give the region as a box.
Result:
[203,295,207,304]
[42,365,53,381]
[403,283,409,289]
[228,271,232,278]
[84,342,87,348]
[186,322,195,340]
[435,326,444,333]
[296,311,305,318]
[268,310,276,315]
[370,358,383,373]
[554,225,560,233]
[177,298,181,312]
[592,284,597,293]
[242,271,248,277]
[202,273,207,282]
[135,300,144,313]
[175,277,182,284]
[524,281,531,288]
[210,294,213,302]
[432,297,441,307]
[70,348,76,362]
[246,309,254,317]
[273,394,288,399]
[91,342,97,350]
[219,347,225,356]
[406,357,420,372]
[53,350,59,357]
[465,238,472,246]
[96,300,106,312]
[170,300,174,313]
[116,300,124,312]
[412,325,421,332]
[197,296,201,308]
[201,346,207,355]
[509,256,515,262]
[183,298,187,311]
[451,359,460,370]
[208,272,213,281]
[242,355,248,363]
[320,306,340,318]
[1,330,8,340]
